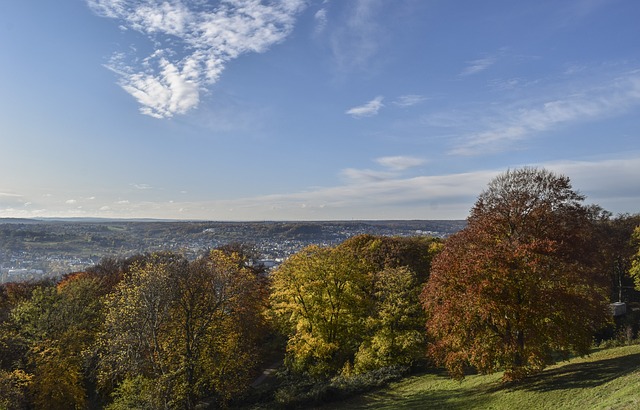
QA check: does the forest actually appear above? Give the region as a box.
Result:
[1,168,640,409]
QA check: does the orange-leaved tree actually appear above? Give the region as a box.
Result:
[422,168,610,381]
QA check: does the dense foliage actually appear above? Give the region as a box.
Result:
[0,168,638,408]
[270,236,440,379]
[422,168,612,381]
[0,248,269,409]
[630,226,640,291]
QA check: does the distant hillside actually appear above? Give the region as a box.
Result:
[0,218,42,224]
[1,219,465,283]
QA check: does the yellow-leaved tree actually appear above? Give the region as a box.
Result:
[98,250,266,409]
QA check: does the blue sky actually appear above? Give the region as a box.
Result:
[1,0,639,220]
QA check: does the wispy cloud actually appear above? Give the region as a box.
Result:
[341,168,396,184]
[329,0,384,73]
[3,156,638,220]
[346,96,384,118]
[376,156,425,171]
[393,94,427,107]
[131,183,153,190]
[88,0,306,118]
[460,57,496,76]
[314,7,328,35]
[186,155,640,219]
[452,70,640,155]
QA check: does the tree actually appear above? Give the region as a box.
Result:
[97,253,183,397]
[422,168,610,381]
[271,236,441,377]
[98,251,265,409]
[339,235,441,373]
[8,274,106,409]
[171,250,266,407]
[353,266,427,373]
[270,245,370,377]
[630,226,640,290]
[589,213,640,302]
[339,235,437,283]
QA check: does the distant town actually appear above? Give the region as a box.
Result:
[0,219,465,283]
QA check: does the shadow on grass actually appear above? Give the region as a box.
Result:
[512,352,640,393]
[359,388,491,410]
[325,370,492,410]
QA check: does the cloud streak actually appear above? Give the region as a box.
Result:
[2,156,638,220]
[346,96,384,118]
[452,70,640,155]
[329,0,384,73]
[460,57,496,76]
[393,94,427,107]
[88,0,305,118]
[376,156,425,171]
[170,155,640,220]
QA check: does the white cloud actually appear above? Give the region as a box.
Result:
[393,94,426,107]
[66,199,78,204]
[314,7,328,34]
[376,156,425,171]
[452,70,640,155]
[89,0,306,118]
[346,96,384,118]
[460,57,496,76]
[131,183,153,190]
[329,0,384,73]
[341,168,396,184]
[196,155,640,220]
[2,156,638,220]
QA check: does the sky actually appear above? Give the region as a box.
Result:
[1,0,639,221]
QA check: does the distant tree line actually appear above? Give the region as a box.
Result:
[1,168,640,409]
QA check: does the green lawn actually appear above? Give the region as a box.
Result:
[321,344,640,410]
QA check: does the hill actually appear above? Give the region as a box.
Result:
[321,344,640,410]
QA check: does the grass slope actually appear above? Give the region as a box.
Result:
[322,344,640,410]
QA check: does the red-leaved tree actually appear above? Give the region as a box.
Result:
[422,168,610,381]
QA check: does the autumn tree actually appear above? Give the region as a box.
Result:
[97,253,183,398]
[588,213,640,302]
[422,168,610,381]
[630,226,640,290]
[4,274,106,410]
[98,251,265,409]
[339,235,437,283]
[353,266,427,373]
[271,236,440,377]
[270,245,371,377]
[338,235,441,373]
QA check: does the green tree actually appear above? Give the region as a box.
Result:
[0,369,31,410]
[272,236,441,378]
[422,168,610,381]
[630,226,640,290]
[98,251,265,409]
[353,266,426,373]
[340,235,437,283]
[339,235,441,373]
[589,213,640,302]
[5,273,106,410]
[270,245,370,377]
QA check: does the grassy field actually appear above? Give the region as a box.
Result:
[321,344,640,410]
